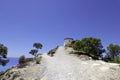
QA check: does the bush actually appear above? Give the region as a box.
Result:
[25,58,34,63]
[48,46,59,57]
[107,44,120,61]
[113,57,120,63]
[72,37,105,59]
[19,55,26,64]
[18,55,26,68]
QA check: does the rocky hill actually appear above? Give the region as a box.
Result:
[0,46,120,80]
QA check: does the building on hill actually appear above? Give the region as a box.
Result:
[64,38,74,47]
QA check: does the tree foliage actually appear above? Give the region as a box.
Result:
[72,37,105,59]
[107,44,120,61]
[33,43,43,50]
[0,43,9,66]
[72,40,83,51]
[29,49,38,56]
[29,42,43,57]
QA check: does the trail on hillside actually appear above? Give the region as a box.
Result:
[40,47,82,80]
[1,46,120,80]
[39,47,120,80]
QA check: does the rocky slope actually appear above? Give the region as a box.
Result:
[0,46,120,80]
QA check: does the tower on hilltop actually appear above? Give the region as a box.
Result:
[64,38,74,47]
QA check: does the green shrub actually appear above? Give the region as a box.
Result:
[18,55,26,68]
[107,44,120,61]
[19,55,26,64]
[113,57,120,63]
[72,37,105,60]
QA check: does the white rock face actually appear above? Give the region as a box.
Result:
[1,46,120,80]
[40,47,120,80]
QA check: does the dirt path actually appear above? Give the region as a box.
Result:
[41,47,82,80]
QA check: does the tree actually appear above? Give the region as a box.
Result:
[29,49,38,57]
[29,42,43,57]
[72,37,105,59]
[107,44,120,61]
[33,43,43,50]
[0,43,9,66]
[72,40,83,51]
[29,42,43,64]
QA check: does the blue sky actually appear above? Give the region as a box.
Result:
[0,0,120,57]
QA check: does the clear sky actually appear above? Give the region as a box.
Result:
[0,0,120,57]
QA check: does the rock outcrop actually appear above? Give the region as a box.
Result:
[0,46,120,80]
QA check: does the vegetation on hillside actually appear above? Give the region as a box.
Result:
[29,42,43,64]
[1,36,120,70]
[104,44,120,63]
[29,42,43,57]
[71,37,120,63]
[48,46,59,57]
[18,55,26,68]
[72,37,105,59]
[0,43,9,66]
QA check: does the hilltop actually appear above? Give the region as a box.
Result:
[0,46,120,80]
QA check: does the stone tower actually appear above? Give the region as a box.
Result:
[64,38,74,46]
